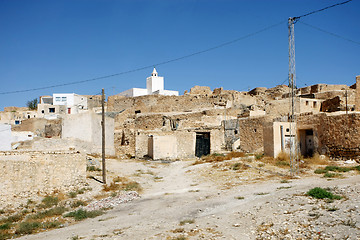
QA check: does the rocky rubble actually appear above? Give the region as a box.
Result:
[83,191,139,211]
[253,184,360,239]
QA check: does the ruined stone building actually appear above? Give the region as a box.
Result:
[1,74,359,161]
[105,75,360,160]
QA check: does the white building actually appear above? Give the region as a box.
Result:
[52,93,88,114]
[118,68,179,97]
[0,124,11,151]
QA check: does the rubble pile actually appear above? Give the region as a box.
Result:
[83,191,140,211]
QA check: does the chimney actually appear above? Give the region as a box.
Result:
[356,75,360,111]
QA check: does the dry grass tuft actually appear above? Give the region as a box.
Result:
[276,151,290,162]
[103,176,142,193]
[194,152,246,164]
[226,152,246,159]
[302,153,330,167]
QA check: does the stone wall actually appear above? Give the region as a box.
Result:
[107,91,256,114]
[238,116,268,153]
[0,151,86,208]
[297,113,360,159]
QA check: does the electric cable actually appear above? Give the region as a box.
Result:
[0,20,286,95]
[298,21,360,46]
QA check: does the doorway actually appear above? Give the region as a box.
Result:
[195,132,210,158]
[299,129,314,157]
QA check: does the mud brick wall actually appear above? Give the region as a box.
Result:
[238,116,268,153]
[107,92,256,114]
[0,151,86,207]
[297,113,360,159]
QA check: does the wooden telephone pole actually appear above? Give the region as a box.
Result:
[102,88,106,184]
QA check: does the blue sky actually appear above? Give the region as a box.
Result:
[0,0,359,110]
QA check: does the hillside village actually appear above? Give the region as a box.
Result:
[1,69,360,239]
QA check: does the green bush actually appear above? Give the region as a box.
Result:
[231,163,242,170]
[276,161,290,166]
[15,221,41,234]
[40,196,59,208]
[28,206,67,220]
[2,213,23,224]
[70,200,87,208]
[42,221,61,229]
[68,192,77,198]
[352,165,360,171]
[0,233,11,240]
[314,168,327,174]
[86,166,101,171]
[124,182,141,191]
[324,165,351,172]
[323,172,337,178]
[0,223,11,230]
[64,209,103,221]
[307,187,342,200]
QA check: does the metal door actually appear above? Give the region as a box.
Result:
[195,133,210,158]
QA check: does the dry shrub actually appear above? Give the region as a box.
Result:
[276,151,289,162]
[194,152,246,164]
[103,176,142,193]
[303,153,329,166]
[259,156,276,164]
[226,152,245,159]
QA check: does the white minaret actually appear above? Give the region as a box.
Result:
[146,67,164,94]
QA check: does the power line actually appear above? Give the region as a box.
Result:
[0,20,286,95]
[293,0,353,21]
[299,21,360,46]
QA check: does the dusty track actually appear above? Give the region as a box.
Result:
[18,159,360,240]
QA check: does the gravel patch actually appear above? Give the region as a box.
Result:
[83,191,140,211]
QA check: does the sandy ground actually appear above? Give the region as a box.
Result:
[17,158,360,240]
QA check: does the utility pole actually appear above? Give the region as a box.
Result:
[345,90,348,114]
[288,17,299,175]
[101,88,106,184]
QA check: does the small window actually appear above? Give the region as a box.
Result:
[313,102,317,108]
[234,130,238,134]
[254,129,257,133]
[61,97,67,102]
[135,110,141,114]
[41,110,44,113]
[27,115,30,119]
[49,108,55,113]
[15,120,20,125]
[28,135,32,137]
[55,97,60,101]
[286,128,290,132]
[306,101,309,106]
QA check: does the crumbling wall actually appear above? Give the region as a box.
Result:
[44,119,62,138]
[310,84,350,94]
[12,118,48,136]
[238,116,268,153]
[189,86,212,95]
[108,91,256,114]
[0,151,86,208]
[297,113,360,159]
[320,96,341,112]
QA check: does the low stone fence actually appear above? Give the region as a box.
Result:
[0,151,86,207]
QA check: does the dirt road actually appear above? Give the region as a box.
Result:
[18,159,360,240]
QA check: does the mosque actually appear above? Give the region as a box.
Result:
[118,68,179,97]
